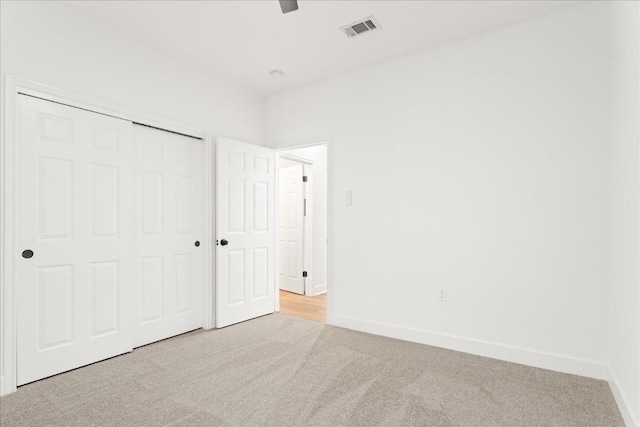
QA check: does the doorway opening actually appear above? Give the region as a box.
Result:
[276,143,328,322]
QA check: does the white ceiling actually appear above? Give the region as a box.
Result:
[67,0,586,96]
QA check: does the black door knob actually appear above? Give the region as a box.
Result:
[194,241,200,247]
[22,249,34,259]
[220,239,229,246]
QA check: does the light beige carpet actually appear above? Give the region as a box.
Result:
[0,314,624,426]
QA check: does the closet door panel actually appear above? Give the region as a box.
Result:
[16,95,134,386]
[133,125,203,347]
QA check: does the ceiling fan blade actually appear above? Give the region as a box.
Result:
[279,0,299,14]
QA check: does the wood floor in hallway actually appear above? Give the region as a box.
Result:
[278,290,326,322]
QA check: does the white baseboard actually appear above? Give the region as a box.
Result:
[311,283,326,296]
[327,314,609,380]
[608,367,640,427]
[0,373,15,397]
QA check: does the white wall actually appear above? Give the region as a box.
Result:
[280,145,328,295]
[0,1,265,144]
[609,1,640,425]
[267,2,612,377]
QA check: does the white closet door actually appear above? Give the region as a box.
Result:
[133,125,203,347]
[16,95,135,385]
[216,137,275,328]
[278,164,305,294]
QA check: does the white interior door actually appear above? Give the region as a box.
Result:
[216,137,275,328]
[278,164,305,294]
[16,95,134,385]
[133,125,204,347]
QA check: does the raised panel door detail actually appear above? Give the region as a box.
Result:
[278,193,286,230]
[277,241,286,279]
[227,179,245,233]
[91,261,119,337]
[91,164,119,238]
[287,192,298,229]
[175,254,192,313]
[140,171,162,235]
[287,242,299,278]
[140,256,163,322]
[175,143,191,165]
[227,250,245,305]
[228,151,245,170]
[38,265,74,350]
[40,114,73,143]
[253,156,269,174]
[253,182,268,232]
[38,158,74,240]
[253,248,268,299]
[143,138,163,161]
[93,126,119,151]
[175,176,191,234]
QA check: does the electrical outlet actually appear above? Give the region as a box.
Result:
[438,288,448,302]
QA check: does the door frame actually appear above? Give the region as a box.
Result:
[276,154,314,297]
[274,141,331,314]
[0,75,215,396]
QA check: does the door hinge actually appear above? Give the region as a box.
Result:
[304,198,307,216]
[303,176,308,182]
[302,271,308,278]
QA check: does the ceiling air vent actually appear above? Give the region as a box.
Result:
[340,16,381,38]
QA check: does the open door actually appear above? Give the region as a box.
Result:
[216,138,275,328]
[277,163,305,294]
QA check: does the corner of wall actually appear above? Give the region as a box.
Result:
[609,365,640,427]
[608,1,640,425]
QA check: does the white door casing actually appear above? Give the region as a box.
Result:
[133,125,204,347]
[15,95,135,385]
[216,138,275,328]
[278,164,305,295]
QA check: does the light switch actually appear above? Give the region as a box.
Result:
[346,190,352,207]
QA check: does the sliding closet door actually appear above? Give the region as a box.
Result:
[133,125,204,347]
[16,95,135,385]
